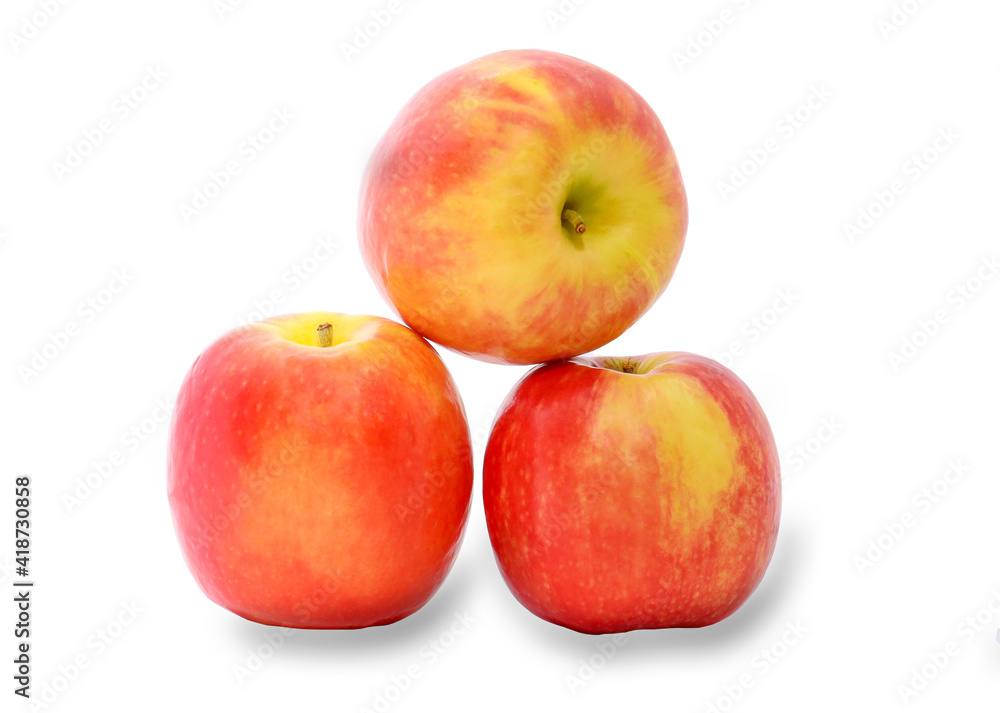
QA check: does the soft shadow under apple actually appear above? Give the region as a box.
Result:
[226,552,481,660]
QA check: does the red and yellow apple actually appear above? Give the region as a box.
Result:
[167,312,473,628]
[359,49,688,365]
[483,352,780,634]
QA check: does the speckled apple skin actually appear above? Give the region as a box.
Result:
[484,352,780,634]
[168,313,473,628]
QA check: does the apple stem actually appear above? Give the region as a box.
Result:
[317,323,333,348]
[562,208,586,235]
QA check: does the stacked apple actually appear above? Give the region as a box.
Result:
[168,50,780,634]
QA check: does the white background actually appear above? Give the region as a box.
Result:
[2,0,999,710]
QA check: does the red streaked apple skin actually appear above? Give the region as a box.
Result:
[359,49,687,365]
[167,312,473,629]
[483,352,780,634]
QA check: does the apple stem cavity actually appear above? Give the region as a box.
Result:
[317,323,334,348]
[562,208,587,235]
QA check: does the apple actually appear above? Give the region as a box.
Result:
[359,49,688,365]
[483,352,780,634]
[167,312,473,628]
